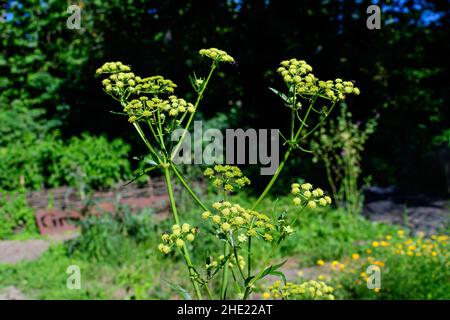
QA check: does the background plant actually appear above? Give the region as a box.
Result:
[310,105,378,214]
[68,205,155,262]
[0,132,131,192]
[2,0,447,194]
[309,231,450,300]
[0,189,37,239]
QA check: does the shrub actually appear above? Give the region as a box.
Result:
[0,132,131,191]
[51,133,131,191]
[67,205,155,262]
[0,189,37,239]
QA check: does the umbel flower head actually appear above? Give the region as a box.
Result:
[158,223,198,255]
[291,181,332,209]
[98,64,177,97]
[134,75,177,95]
[96,61,195,126]
[199,48,235,63]
[96,61,131,74]
[204,165,250,192]
[124,95,195,124]
[97,61,178,98]
[265,280,335,300]
[202,201,277,243]
[99,70,137,96]
[276,58,360,101]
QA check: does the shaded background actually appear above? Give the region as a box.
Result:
[1,0,449,195]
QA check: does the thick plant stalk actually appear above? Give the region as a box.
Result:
[170,162,209,212]
[220,191,229,299]
[242,241,281,300]
[247,237,252,277]
[220,242,230,299]
[163,166,203,299]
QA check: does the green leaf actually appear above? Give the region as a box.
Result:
[271,259,288,272]
[244,276,255,286]
[109,110,127,116]
[269,87,288,103]
[123,166,157,186]
[269,270,287,284]
[260,265,273,279]
[164,281,192,300]
[258,259,288,282]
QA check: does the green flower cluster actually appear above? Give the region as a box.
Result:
[318,78,360,101]
[199,48,235,63]
[97,62,179,109]
[202,201,276,243]
[124,95,195,123]
[100,71,137,95]
[96,61,131,74]
[291,182,332,209]
[277,59,360,101]
[277,59,313,82]
[265,280,335,300]
[158,223,197,255]
[204,165,251,192]
[133,75,177,95]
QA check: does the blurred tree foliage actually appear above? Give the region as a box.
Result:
[1,0,448,193]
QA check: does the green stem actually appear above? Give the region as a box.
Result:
[251,147,292,210]
[169,162,209,212]
[232,244,246,281]
[133,123,162,164]
[251,96,318,210]
[242,241,281,300]
[204,283,214,300]
[163,166,180,224]
[163,166,202,299]
[171,63,216,161]
[230,269,243,295]
[156,110,167,154]
[300,102,336,140]
[247,237,252,277]
[324,158,338,201]
[220,190,229,300]
[220,242,230,300]
[290,107,295,140]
